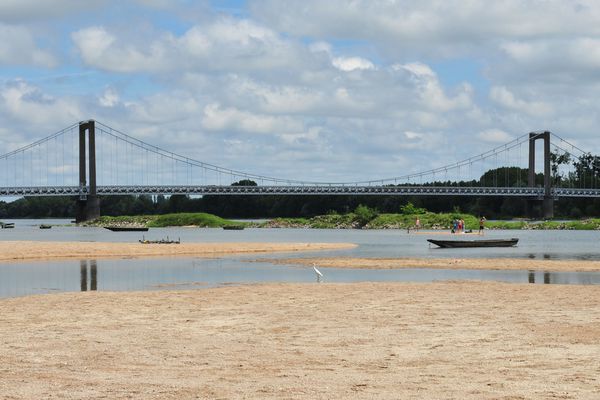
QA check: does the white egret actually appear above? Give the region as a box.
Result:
[313,264,323,283]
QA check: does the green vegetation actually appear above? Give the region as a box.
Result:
[353,205,380,227]
[148,213,244,228]
[82,210,600,230]
[84,213,245,228]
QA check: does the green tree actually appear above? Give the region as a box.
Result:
[353,204,379,227]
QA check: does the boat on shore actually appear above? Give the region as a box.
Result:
[104,226,149,232]
[223,225,245,230]
[427,238,519,248]
[139,236,180,244]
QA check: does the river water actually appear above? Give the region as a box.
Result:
[1,218,600,297]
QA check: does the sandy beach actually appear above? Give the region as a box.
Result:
[1,281,599,399]
[0,241,356,262]
[2,241,600,398]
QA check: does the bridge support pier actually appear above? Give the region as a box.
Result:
[76,195,100,223]
[75,120,101,223]
[528,131,554,219]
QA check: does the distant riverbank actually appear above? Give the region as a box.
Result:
[80,212,600,230]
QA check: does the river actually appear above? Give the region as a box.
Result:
[1,218,599,297]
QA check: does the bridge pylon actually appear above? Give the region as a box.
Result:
[75,120,100,223]
[528,131,553,219]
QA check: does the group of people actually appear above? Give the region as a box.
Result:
[451,218,466,234]
[411,215,486,235]
[451,216,487,235]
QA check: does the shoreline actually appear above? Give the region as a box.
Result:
[0,241,356,262]
[1,241,599,272]
[265,256,600,272]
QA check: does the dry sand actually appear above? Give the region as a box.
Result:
[2,241,600,398]
[1,282,599,399]
[0,241,356,262]
[269,256,600,272]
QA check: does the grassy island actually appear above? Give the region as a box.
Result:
[84,212,248,229]
[83,206,600,230]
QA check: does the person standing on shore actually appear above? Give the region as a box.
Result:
[415,217,421,231]
[479,216,486,235]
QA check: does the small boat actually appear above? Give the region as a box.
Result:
[0,222,15,229]
[223,225,245,230]
[104,226,149,232]
[139,236,180,244]
[39,224,52,229]
[427,238,519,248]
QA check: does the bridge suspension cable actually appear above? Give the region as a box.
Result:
[2,121,598,194]
[94,121,533,187]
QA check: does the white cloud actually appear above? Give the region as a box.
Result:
[477,129,513,143]
[99,87,119,107]
[72,18,310,74]
[0,0,106,22]
[332,56,375,71]
[489,86,552,117]
[201,103,304,135]
[400,62,473,112]
[0,24,56,67]
[0,80,82,127]
[72,26,172,73]
[250,1,600,52]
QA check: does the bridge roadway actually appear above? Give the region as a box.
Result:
[1,185,600,198]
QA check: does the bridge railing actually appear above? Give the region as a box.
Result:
[0,185,546,197]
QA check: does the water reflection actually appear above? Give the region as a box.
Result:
[527,270,551,284]
[80,260,97,291]
[527,253,553,260]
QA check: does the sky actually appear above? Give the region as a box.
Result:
[1,0,599,184]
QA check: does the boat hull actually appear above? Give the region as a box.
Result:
[222,226,245,230]
[427,238,519,248]
[104,226,149,232]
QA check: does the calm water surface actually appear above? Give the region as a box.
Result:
[1,219,599,297]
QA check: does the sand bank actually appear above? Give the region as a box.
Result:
[0,241,356,262]
[1,281,599,399]
[269,256,600,272]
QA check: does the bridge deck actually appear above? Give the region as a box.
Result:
[1,185,600,198]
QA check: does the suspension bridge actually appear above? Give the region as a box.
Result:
[1,120,599,221]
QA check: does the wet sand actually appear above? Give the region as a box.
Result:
[1,281,599,399]
[0,241,356,262]
[269,257,600,272]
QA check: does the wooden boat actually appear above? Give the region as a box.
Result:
[139,236,180,244]
[104,226,149,232]
[222,225,245,230]
[427,238,519,248]
[39,224,52,229]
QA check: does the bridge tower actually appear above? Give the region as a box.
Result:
[75,120,100,223]
[528,131,553,219]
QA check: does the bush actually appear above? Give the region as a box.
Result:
[353,204,379,226]
[400,202,427,215]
